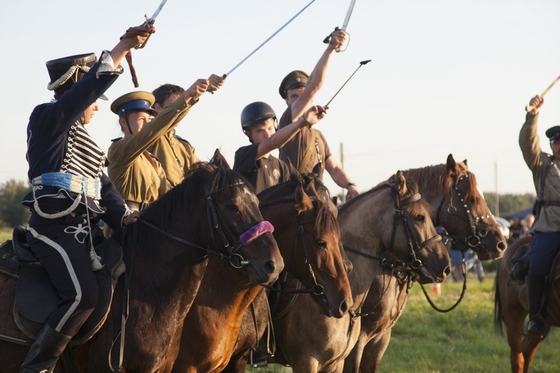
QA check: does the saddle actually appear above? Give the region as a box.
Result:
[269,271,303,320]
[509,244,530,282]
[0,225,125,346]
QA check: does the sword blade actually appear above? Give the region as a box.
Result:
[225,0,316,77]
[149,0,168,24]
[341,0,357,30]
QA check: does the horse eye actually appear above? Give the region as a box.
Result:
[415,214,425,222]
[316,239,327,248]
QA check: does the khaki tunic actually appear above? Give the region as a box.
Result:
[519,113,560,233]
[278,106,331,180]
[149,130,200,187]
[107,97,194,207]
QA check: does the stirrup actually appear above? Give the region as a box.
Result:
[526,316,546,338]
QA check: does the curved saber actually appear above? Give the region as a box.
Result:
[148,0,168,24]
[224,0,316,78]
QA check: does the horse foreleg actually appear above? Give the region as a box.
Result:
[521,325,550,373]
[291,357,319,373]
[342,334,366,373]
[500,285,527,373]
[356,329,392,373]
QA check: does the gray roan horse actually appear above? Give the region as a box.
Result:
[0,151,284,372]
[171,169,352,373]
[344,154,507,373]
[259,171,451,373]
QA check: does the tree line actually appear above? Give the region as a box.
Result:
[0,179,537,228]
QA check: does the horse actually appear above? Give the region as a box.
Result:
[260,171,450,373]
[344,153,508,373]
[344,154,507,373]
[495,235,560,373]
[171,169,353,373]
[0,151,284,373]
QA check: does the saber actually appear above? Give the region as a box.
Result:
[137,0,168,49]
[323,0,358,52]
[324,59,371,108]
[224,0,316,78]
[525,73,560,112]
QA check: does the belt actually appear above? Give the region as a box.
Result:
[32,172,101,199]
[125,200,150,211]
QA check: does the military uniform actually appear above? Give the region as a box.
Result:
[148,130,200,187]
[519,113,560,335]
[278,105,331,180]
[234,143,290,194]
[107,93,195,210]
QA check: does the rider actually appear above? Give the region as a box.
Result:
[277,28,359,201]
[148,83,202,187]
[107,75,224,211]
[20,24,148,372]
[519,94,560,337]
[233,102,328,193]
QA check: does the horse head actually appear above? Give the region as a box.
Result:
[258,169,353,318]
[437,154,507,260]
[387,171,451,284]
[138,149,284,286]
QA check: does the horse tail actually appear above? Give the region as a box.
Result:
[493,264,504,335]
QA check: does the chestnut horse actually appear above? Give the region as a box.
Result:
[344,154,507,373]
[171,170,352,373]
[0,152,284,373]
[495,235,560,373]
[262,171,450,373]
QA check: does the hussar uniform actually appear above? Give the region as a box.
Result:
[107,91,196,211]
[20,52,131,372]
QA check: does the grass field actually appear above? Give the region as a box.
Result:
[0,227,11,243]
[248,272,559,373]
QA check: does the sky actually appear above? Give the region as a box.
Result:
[1,0,560,199]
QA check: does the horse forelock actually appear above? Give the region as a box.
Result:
[312,199,340,237]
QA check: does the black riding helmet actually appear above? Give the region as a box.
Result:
[240,102,277,133]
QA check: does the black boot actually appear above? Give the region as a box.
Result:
[20,324,72,373]
[526,275,547,338]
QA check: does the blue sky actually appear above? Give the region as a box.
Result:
[1,0,559,198]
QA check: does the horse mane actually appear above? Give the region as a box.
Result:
[258,174,339,237]
[338,175,432,217]
[132,160,244,253]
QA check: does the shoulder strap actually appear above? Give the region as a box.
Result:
[298,129,317,173]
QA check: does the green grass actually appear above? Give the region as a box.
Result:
[248,273,560,373]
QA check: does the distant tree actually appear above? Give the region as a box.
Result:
[0,179,31,228]
[483,192,536,218]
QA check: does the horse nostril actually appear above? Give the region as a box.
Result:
[497,240,507,252]
[265,260,276,273]
[339,300,349,316]
[444,266,451,276]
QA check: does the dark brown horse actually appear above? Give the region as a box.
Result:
[263,171,450,373]
[0,152,284,373]
[495,235,560,373]
[171,170,352,373]
[344,154,507,373]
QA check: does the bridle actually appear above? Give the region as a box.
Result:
[435,172,495,251]
[137,181,273,268]
[261,197,330,302]
[343,183,442,318]
[344,183,441,281]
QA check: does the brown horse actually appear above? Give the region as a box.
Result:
[495,236,560,373]
[0,152,284,373]
[344,154,507,373]
[263,171,450,373]
[171,170,352,373]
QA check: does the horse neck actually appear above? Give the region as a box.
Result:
[197,257,261,314]
[339,190,389,307]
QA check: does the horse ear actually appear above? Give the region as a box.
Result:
[446,154,456,171]
[295,180,313,214]
[210,148,231,169]
[395,170,407,195]
[287,159,303,181]
[463,159,468,166]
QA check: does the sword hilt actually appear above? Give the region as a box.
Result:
[135,15,156,49]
